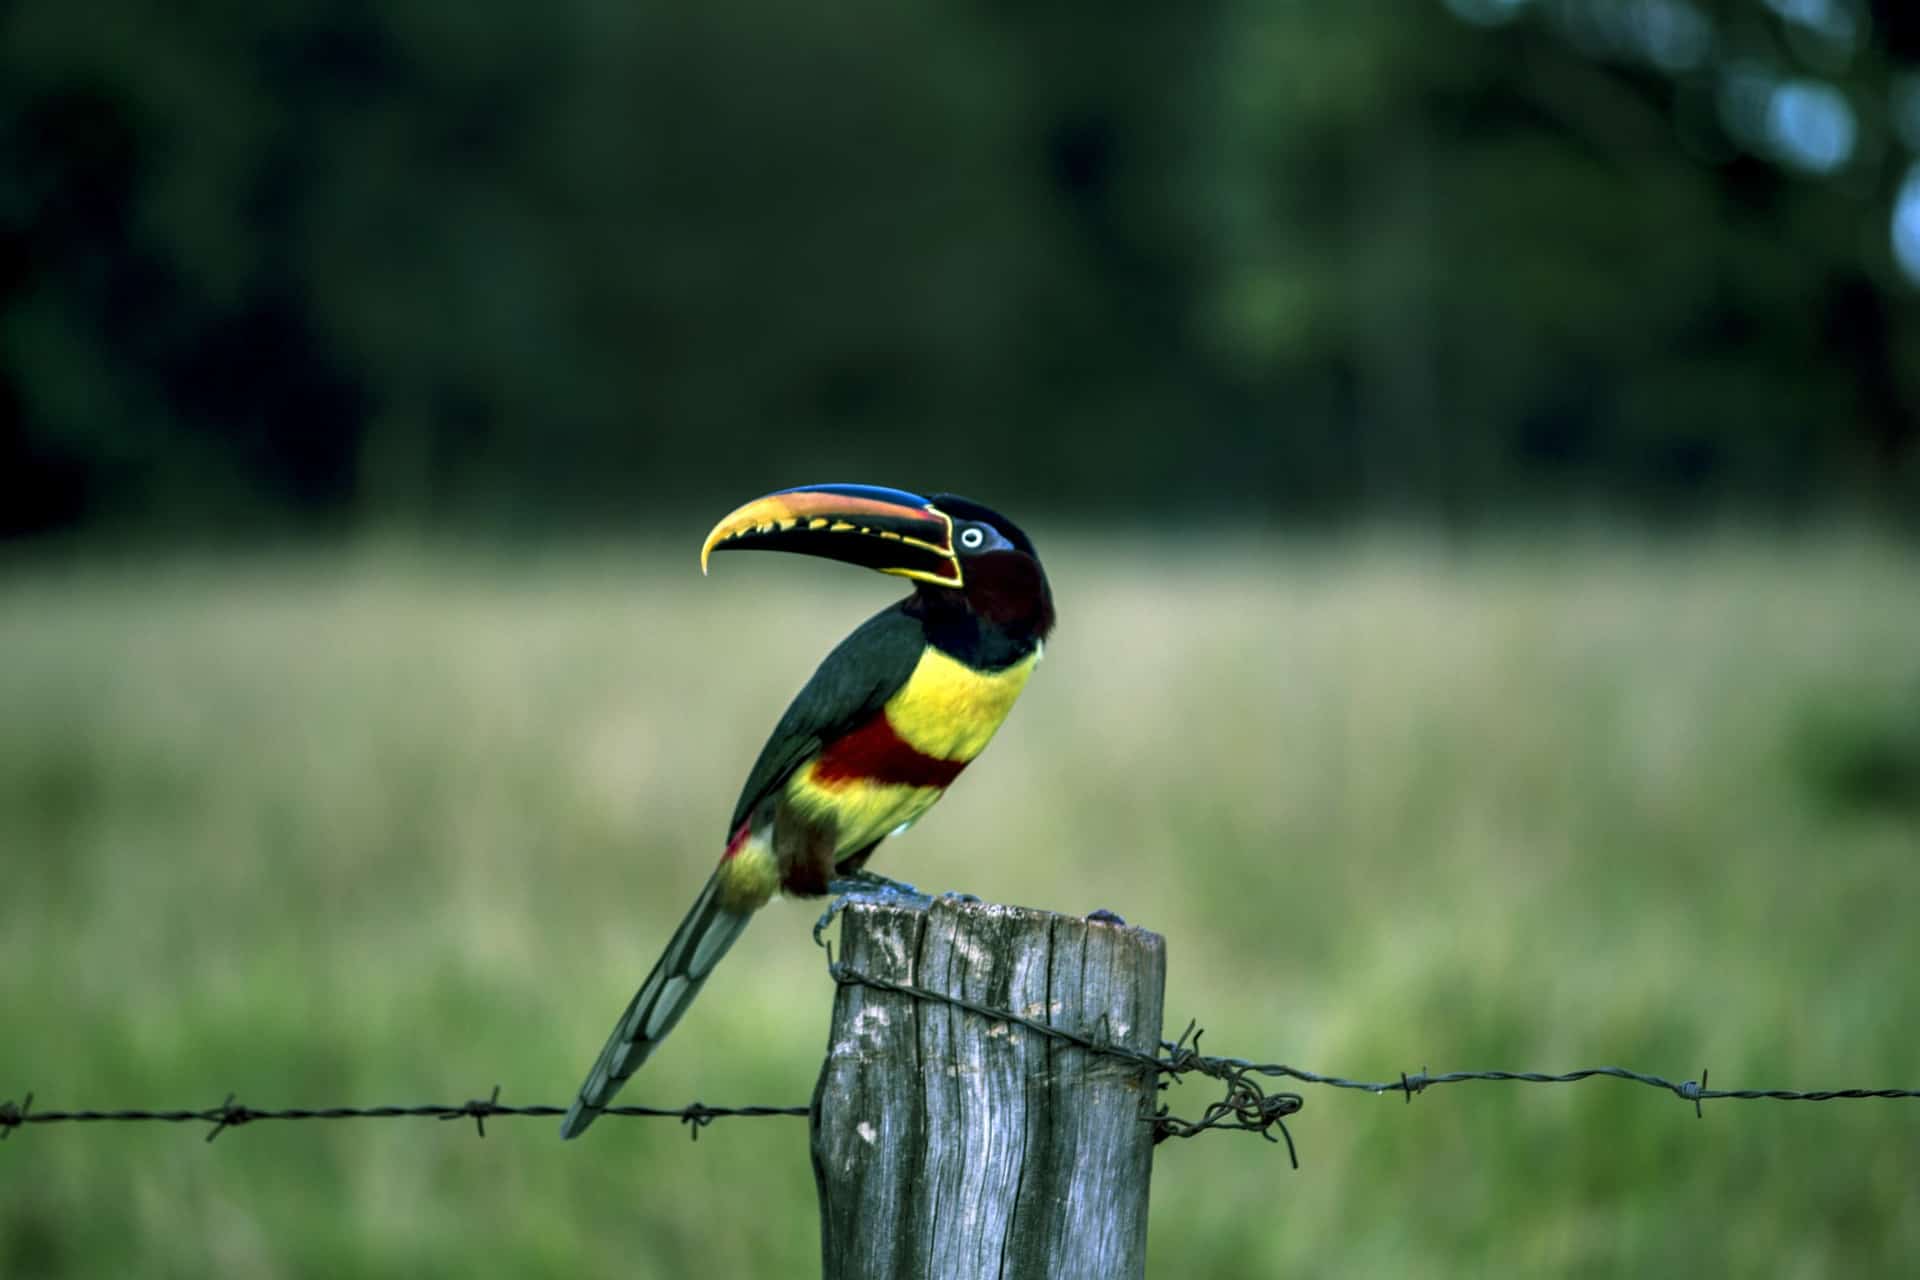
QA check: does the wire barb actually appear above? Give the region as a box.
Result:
[437,1085,504,1137]
[680,1103,716,1142]
[205,1094,252,1143]
[0,1092,30,1139]
[1682,1068,1708,1119]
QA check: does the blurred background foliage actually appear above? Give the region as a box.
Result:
[4,3,1920,1278]
[3,0,1918,540]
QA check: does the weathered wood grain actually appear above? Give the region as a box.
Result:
[812,897,1166,1280]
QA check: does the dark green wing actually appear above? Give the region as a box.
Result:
[727,602,927,833]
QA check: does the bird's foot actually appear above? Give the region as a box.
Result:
[940,891,982,904]
[837,868,922,897]
[813,875,934,946]
[1086,908,1127,926]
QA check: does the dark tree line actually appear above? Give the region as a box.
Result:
[2,0,1915,539]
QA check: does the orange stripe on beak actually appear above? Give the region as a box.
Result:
[699,485,961,587]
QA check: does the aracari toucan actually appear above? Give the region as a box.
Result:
[560,484,1054,1139]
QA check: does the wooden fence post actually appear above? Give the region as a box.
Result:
[811,896,1167,1280]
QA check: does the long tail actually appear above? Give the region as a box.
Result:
[560,870,753,1139]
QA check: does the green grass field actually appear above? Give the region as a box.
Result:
[3,533,1917,1277]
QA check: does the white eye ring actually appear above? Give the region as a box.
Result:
[959,527,986,550]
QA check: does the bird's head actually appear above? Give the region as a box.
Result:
[700,484,1053,637]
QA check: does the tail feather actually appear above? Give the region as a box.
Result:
[560,871,753,1139]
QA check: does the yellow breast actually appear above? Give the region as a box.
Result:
[884,647,1041,761]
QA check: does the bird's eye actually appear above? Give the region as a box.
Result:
[959,526,986,550]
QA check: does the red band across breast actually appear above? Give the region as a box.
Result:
[811,714,969,789]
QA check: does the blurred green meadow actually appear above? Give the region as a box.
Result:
[2,532,1917,1277]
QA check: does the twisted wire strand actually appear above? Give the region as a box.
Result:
[0,1090,805,1142]
[6,961,1915,1161]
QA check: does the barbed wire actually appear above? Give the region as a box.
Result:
[0,1089,806,1143]
[6,953,1917,1164]
[818,955,1920,1168]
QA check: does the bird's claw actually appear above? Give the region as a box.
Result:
[1086,908,1127,926]
[813,898,846,947]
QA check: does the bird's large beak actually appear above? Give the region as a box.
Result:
[700,484,961,588]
